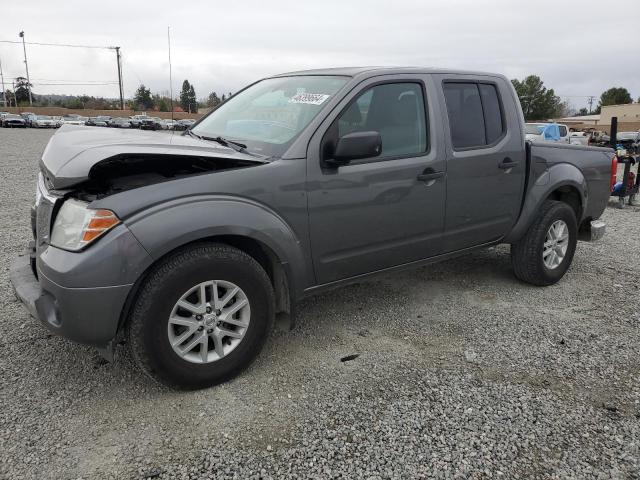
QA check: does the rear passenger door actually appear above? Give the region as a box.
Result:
[436,75,526,252]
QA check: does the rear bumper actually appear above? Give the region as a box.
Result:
[10,252,132,347]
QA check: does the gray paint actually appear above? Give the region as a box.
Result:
[11,67,613,349]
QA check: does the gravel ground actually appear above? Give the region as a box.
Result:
[0,128,639,479]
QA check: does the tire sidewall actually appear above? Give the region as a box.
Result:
[537,204,578,283]
[134,247,273,388]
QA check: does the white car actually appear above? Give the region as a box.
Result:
[61,115,87,126]
[32,115,59,128]
[568,131,591,146]
[525,123,586,145]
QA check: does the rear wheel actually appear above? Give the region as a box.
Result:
[126,243,275,389]
[511,200,577,286]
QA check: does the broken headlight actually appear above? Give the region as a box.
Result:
[50,199,120,251]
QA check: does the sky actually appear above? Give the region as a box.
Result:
[1,0,638,111]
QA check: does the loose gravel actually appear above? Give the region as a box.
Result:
[0,128,639,479]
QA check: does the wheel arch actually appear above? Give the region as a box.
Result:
[116,234,297,340]
[505,163,587,243]
[117,197,310,337]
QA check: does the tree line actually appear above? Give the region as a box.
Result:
[511,75,637,121]
[130,79,233,113]
[3,76,233,113]
[4,73,636,121]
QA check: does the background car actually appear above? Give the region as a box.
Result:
[1,114,27,128]
[173,118,195,131]
[61,115,87,126]
[32,115,58,128]
[109,117,132,128]
[85,117,109,127]
[139,117,163,130]
[128,115,148,128]
[20,112,38,127]
[159,119,176,130]
[616,131,640,153]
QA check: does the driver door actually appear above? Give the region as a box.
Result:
[305,75,447,285]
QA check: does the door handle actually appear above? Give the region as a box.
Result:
[417,171,444,182]
[499,158,518,170]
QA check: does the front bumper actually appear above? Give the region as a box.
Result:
[10,250,133,347]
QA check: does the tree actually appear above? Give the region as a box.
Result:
[599,87,632,108]
[188,84,197,113]
[180,80,192,112]
[207,91,221,108]
[221,93,226,103]
[511,75,563,121]
[577,107,589,116]
[3,89,15,107]
[158,98,169,112]
[133,84,154,110]
[14,77,32,104]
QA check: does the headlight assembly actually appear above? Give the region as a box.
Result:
[50,199,120,251]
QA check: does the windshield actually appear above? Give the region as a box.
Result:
[192,75,349,156]
[525,124,543,135]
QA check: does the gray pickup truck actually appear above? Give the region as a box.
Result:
[11,67,613,389]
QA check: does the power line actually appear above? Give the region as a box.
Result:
[0,36,125,104]
[32,82,119,86]
[0,39,115,50]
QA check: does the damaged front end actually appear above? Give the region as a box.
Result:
[71,153,261,201]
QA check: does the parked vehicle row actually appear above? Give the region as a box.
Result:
[0,112,196,131]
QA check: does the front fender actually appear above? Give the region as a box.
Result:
[504,163,587,243]
[124,195,309,299]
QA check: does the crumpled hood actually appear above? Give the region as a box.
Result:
[40,124,266,189]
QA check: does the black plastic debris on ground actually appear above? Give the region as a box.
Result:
[340,354,360,363]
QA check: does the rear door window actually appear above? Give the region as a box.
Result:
[478,84,504,144]
[443,81,506,150]
[559,125,568,137]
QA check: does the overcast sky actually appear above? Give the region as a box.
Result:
[1,0,638,110]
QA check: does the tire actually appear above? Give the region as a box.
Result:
[511,200,577,286]
[126,243,275,389]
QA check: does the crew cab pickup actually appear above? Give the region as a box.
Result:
[10,67,613,389]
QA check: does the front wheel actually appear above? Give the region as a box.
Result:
[511,200,578,286]
[126,243,275,389]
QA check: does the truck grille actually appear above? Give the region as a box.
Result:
[35,199,54,246]
[34,173,57,247]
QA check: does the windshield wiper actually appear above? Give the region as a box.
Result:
[208,136,247,153]
[185,130,248,153]
[185,129,202,140]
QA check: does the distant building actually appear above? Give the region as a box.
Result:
[599,103,640,129]
[556,104,640,133]
[557,114,601,127]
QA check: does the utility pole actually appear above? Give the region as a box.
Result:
[0,56,6,108]
[587,96,595,114]
[18,31,33,106]
[114,47,124,110]
[167,26,174,120]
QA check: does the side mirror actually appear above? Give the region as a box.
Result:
[330,131,382,165]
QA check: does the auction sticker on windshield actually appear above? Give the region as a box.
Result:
[289,93,330,105]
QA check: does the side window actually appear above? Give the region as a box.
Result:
[558,125,568,137]
[335,83,428,158]
[478,84,504,144]
[443,82,505,149]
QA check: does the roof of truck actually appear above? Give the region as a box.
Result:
[273,66,504,78]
